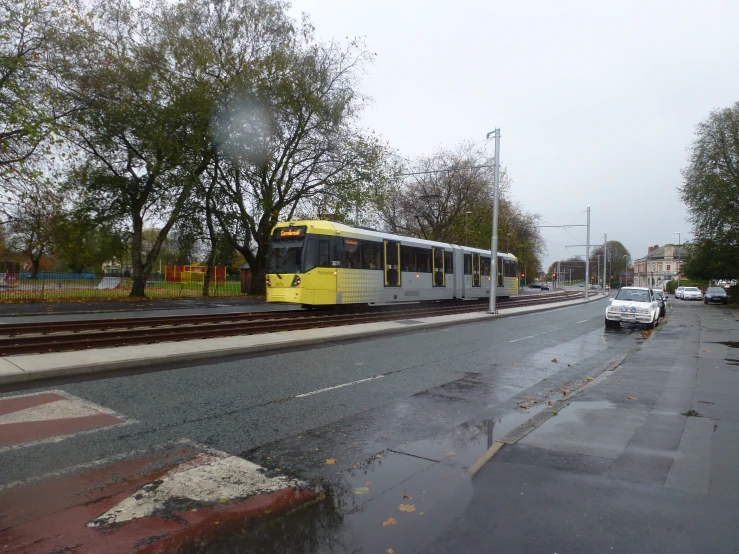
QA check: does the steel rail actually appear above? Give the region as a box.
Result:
[0,291,593,356]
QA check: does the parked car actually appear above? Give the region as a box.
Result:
[675,286,686,299]
[704,287,728,305]
[605,286,661,329]
[540,284,550,291]
[682,287,703,300]
[578,283,584,287]
[651,288,666,316]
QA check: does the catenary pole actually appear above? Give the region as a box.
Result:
[584,206,590,300]
[488,128,500,314]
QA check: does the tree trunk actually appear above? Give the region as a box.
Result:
[30,255,41,279]
[202,247,217,297]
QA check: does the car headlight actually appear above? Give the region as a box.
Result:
[636,307,650,314]
[608,306,620,312]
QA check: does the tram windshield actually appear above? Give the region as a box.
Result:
[267,239,304,274]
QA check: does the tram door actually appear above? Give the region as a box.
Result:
[472,253,481,287]
[432,248,445,287]
[384,240,401,287]
[497,256,504,289]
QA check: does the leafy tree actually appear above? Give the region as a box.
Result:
[681,101,739,278]
[52,214,127,273]
[0,0,74,175]
[60,0,215,297]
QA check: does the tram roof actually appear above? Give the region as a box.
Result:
[272,220,517,260]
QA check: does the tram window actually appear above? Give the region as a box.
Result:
[444,251,453,273]
[481,257,491,276]
[361,241,382,270]
[303,238,331,272]
[417,248,430,272]
[464,254,471,275]
[342,239,361,268]
[402,246,432,272]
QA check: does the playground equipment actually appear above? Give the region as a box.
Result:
[165,264,226,284]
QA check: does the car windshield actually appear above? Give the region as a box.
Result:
[652,290,663,298]
[707,287,725,294]
[616,289,650,302]
[685,287,699,292]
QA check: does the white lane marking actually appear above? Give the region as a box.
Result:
[576,319,591,324]
[509,335,535,343]
[295,375,385,398]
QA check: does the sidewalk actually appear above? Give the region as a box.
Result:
[427,302,739,553]
[0,294,606,386]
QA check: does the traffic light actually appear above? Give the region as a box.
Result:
[521,273,525,278]
[552,273,556,278]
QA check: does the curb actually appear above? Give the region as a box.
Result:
[465,309,652,478]
[0,294,608,387]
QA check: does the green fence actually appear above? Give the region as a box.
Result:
[0,273,244,302]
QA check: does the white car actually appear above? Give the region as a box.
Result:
[605,286,661,329]
[675,286,686,299]
[682,287,703,300]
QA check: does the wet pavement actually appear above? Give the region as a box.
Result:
[1,295,687,552]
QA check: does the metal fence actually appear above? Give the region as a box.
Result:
[0,273,245,302]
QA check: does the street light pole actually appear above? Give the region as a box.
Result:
[674,232,681,288]
[584,206,590,300]
[465,211,472,246]
[487,128,500,314]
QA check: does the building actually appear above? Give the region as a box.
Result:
[633,244,687,288]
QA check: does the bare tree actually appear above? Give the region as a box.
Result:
[2,176,63,277]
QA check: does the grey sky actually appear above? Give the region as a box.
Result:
[290,0,739,269]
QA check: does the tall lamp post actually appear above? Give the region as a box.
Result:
[674,232,681,289]
[465,211,472,246]
[623,255,629,287]
[486,128,501,314]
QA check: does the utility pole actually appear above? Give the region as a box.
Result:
[557,261,561,290]
[487,128,500,314]
[584,206,590,300]
[674,232,681,289]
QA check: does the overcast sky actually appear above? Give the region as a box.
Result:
[289,0,739,269]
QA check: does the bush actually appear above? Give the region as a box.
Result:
[665,280,678,293]
[728,285,739,304]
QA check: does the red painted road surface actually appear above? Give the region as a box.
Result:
[0,391,125,448]
[0,443,315,553]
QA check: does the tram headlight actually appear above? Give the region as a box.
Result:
[265,276,271,286]
[291,275,301,287]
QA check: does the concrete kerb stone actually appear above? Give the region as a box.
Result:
[0,293,608,387]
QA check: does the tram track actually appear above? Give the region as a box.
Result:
[0,291,595,356]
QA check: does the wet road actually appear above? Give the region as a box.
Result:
[1,295,651,551]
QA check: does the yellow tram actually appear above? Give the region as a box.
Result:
[266,220,519,306]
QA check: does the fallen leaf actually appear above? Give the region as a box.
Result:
[265,456,271,460]
[382,517,397,527]
[214,521,220,525]
[586,377,594,381]
[352,464,358,469]
[387,549,395,554]
[561,388,571,395]
[444,450,456,457]
[419,512,425,516]
[702,350,708,352]
[398,504,416,512]
[511,363,518,366]
[627,396,637,400]
[520,405,531,409]
[551,358,558,363]
[365,481,372,486]
[402,492,411,499]
[376,454,382,458]
[609,361,615,365]
[352,441,361,446]
[547,401,553,406]
[325,458,337,465]
[354,487,370,495]
[220,497,230,504]
[381,435,388,439]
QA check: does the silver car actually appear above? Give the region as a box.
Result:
[682,287,703,300]
[675,286,686,299]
